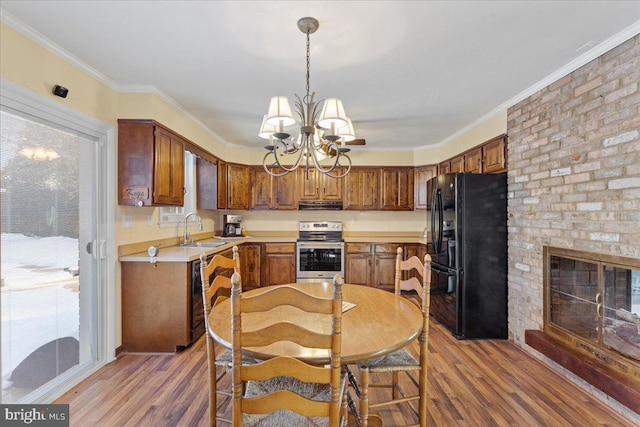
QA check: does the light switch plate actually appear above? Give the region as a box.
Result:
[123,214,132,228]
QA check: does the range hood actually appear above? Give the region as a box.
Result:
[298,201,343,210]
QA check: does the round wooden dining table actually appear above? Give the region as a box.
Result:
[207,282,423,364]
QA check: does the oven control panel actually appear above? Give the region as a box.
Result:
[299,221,343,232]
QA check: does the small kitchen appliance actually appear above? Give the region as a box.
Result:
[222,214,243,237]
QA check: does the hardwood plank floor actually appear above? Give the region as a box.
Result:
[55,318,636,426]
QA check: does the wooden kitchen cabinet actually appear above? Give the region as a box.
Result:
[250,166,298,210]
[273,170,298,209]
[438,161,451,175]
[437,134,507,175]
[414,165,437,210]
[379,167,414,210]
[345,242,408,291]
[196,157,217,210]
[403,243,427,281]
[240,243,261,290]
[217,160,228,209]
[299,167,343,201]
[227,163,250,210]
[344,167,379,210]
[464,147,482,173]
[373,244,397,291]
[345,243,372,286]
[261,243,296,286]
[250,166,272,210]
[482,134,507,172]
[449,155,465,173]
[118,119,185,206]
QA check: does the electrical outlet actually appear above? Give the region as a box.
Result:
[147,215,154,227]
[123,214,132,228]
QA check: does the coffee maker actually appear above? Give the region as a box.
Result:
[222,214,243,237]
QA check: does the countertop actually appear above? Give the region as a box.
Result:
[119,234,429,263]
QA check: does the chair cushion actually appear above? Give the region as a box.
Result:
[242,376,346,427]
[242,409,329,427]
[215,349,259,368]
[355,348,419,372]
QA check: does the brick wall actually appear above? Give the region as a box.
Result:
[507,34,640,345]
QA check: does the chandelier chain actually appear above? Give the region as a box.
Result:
[305,28,311,102]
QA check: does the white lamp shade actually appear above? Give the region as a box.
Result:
[258,115,277,139]
[266,96,296,127]
[337,117,356,142]
[317,98,348,129]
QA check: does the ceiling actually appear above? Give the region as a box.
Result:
[2,1,639,151]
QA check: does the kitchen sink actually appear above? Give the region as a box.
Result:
[182,241,228,248]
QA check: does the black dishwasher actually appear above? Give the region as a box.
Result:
[190,254,212,344]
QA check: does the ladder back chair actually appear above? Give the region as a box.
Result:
[352,247,432,427]
[231,273,347,427]
[201,246,255,426]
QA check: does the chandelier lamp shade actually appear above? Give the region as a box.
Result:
[259,17,354,179]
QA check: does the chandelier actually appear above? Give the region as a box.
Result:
[259,17,355,179]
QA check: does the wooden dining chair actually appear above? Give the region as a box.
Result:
[201,246,256,426]
[352,247,432,427]
[230,273,347,427]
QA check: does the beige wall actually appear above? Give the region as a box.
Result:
[1,21,507,347]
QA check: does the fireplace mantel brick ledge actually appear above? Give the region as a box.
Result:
[525,330,640,415]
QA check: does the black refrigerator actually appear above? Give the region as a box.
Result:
[426,172,507,339]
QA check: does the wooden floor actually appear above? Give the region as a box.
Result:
[55,318,635,426]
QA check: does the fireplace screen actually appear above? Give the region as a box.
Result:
[546,248,640,363]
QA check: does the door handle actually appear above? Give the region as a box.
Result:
[86,240,97,259]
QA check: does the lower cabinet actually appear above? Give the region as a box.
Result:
[403,243,427,281]
[345,243,372,286]
[261,243,296,286]
[346,242,421,291]
[240,243,261,290]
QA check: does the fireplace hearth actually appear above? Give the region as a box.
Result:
[526,246,640,414]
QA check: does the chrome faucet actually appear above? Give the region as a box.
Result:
[183,212,203,244]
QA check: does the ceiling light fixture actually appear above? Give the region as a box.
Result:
[259,17,354,179]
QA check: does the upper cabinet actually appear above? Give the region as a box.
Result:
[344,167,379,210]
[215,161,249,210]
[379,167,414,211]
[250,166,272,210]
[226,163,250,210]
[438,134,507,175]
[482,135,507,173]
[118,119,185,207]
[298,167,343,201]
[464,147,482,173]
[196,157,217,210]
[414,165,437,210]
[250,167,298,210]
[217,160,228,209]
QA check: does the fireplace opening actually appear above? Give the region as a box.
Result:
[526,246,640,414]
[548,250,640,361]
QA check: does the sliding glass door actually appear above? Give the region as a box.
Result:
[1,84,113,403]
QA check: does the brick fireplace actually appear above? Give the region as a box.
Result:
[506,33,640,415]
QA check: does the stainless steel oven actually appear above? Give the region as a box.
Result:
[296,221,345,283]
